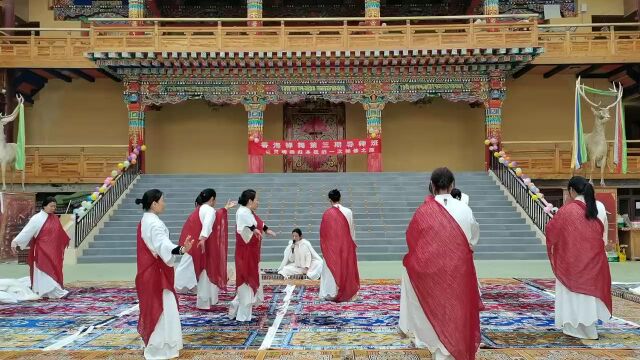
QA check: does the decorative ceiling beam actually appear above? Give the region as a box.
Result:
[543,65,569,79]
[605,65,628,78]
[576,64,602,78]
[97,68,122,82]
[68,69,95,82]
[623,84,639,99]
[625,66,640,83]
[43,69,72,82]
[14,69,48,88]
[512,64,535,79]
[17,91,34,104]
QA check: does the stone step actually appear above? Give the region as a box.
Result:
[87,236,542,249]
[78,172,546,263]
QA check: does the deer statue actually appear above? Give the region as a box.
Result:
[0,94,26,191]
[584,106,611,187]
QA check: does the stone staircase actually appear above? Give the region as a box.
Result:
[77,172,548,263]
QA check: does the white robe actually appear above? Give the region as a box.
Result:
[0,277,39,304]
[278,239,324,280]
[554,195,611,339]
[10,210,68,299]
[399,194,480,360]
[228,206,264,322]
[140,212,183,360]
[319,204,356,300]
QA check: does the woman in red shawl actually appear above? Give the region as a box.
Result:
[229,189,276,321]
[545,176,612,339]
[399,167,481,360]
[11,197,70,299]
[135,189,194,359]
[174,188,235,309]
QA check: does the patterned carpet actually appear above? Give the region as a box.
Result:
[1,278,639,358]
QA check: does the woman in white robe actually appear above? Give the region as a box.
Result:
[399,184,480,359]
[136,189,193,360]
[229,189,276,322]
[11,198,68,299]
[278,228,323,280]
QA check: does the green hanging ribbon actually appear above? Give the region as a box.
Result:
[15,101,25,171]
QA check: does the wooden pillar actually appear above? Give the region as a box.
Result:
[247,0,263,27]
[129,0,145,20]
[484,0,499,28]
[365,0,381,26]
[484,71,505,169]
[363,95,385,172]
[3,0,15,142]
[244,97,267,173]
[125,81,145,173]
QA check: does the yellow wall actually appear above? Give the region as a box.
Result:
[549,0,626,25]
[383,100,486,172]
[22,74,621,173]
[15,0,30,22]
[502,75,616,142]
[145,101,248,174]
[24,79,127,145]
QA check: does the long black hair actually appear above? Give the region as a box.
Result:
[238,189,257,206]
[430,167,455,194]
[567,176,598,220]
[43,196,57,208]
[135,189,163,211]
[195,188,216,207]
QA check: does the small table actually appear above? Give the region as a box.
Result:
[618,228,640,261]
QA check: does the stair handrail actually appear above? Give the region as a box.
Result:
[486,140,554,233]
[74,161,140,248]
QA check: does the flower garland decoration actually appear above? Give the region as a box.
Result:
[484,138,556,215]
[74,144,147,218]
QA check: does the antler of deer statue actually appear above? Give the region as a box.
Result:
[577,81,624,187]
[0,94,26,191]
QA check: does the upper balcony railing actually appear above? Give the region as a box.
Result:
[0,15,639,67]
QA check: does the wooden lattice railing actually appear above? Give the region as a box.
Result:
[501,140,640,179]
[0,17,639,67]
[17,145,129,184]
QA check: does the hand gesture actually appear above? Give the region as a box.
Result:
[183,235,194,253]
[252,228,263,239]
[225,199,237,210]
[11,244,18,256]
[266,229,276,237]
[197,239,206,253]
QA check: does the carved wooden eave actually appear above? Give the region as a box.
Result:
[87,47,541,106]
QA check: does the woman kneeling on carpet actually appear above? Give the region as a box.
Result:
[136,189,194,359]
[545,176,612,339]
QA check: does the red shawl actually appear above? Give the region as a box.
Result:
[403,196,482,360]
[235,213,263,294]
[28,214,70,287]
[320,206,360,302]
[179,206,206,276]
[135,223,178,345]
[206,208,229,290]
[545,200,612,313]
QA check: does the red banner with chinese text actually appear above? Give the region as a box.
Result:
[248,139,381,156]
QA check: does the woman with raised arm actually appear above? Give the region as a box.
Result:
[135,189,193,359]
